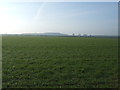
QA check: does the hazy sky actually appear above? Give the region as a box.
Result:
[0,2,118,35]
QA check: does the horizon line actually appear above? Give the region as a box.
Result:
[0,32,118,36]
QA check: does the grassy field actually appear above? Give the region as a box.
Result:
[2,36,118,88]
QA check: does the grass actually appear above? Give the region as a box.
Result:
[2,36,118,88]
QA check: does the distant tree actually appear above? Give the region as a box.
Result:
[78,33,81,37]
[89,34,92,37]
[72,33,75,36]
[83,34,87,37]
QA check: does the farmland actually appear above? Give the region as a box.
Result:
[2,36,118,88]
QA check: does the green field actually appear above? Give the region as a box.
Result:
[2,36,118,88]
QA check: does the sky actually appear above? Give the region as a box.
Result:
[0,2,118,35]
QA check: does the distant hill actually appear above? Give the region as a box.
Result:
[22,32,69,36]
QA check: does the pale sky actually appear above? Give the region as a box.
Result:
[0,2,118,35]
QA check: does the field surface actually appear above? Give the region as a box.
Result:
[2,36,118,88]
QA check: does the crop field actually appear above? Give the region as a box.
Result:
[2,36,118,88]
